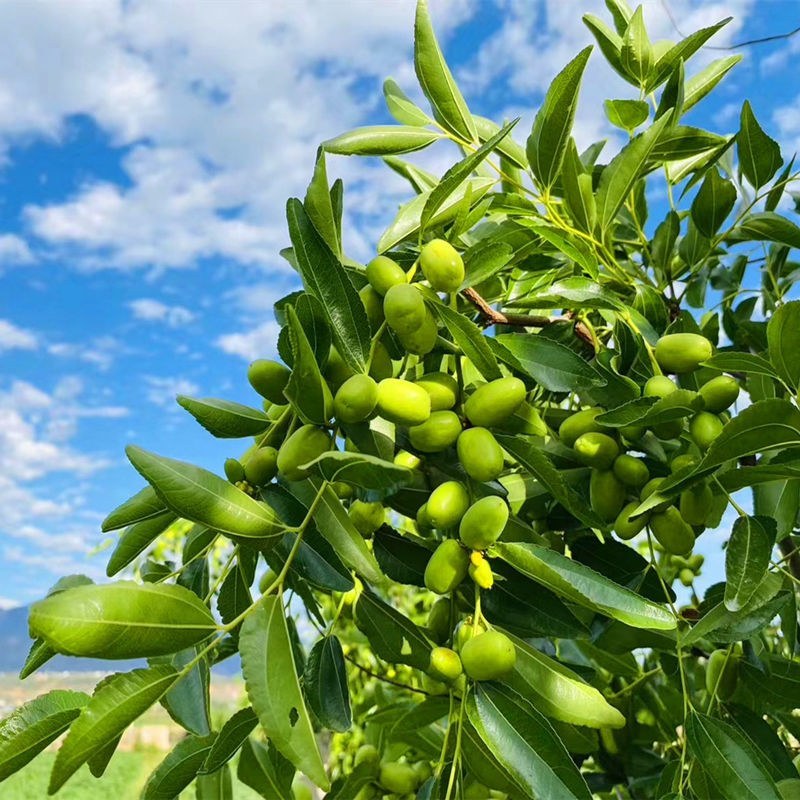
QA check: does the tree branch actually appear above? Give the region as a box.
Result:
[778,536,800,582]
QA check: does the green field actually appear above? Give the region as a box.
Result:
[2,751,265,799]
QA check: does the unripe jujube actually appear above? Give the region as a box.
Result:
[376,378,431,426]
[460,630,516,681]
[248,359,291,404]
[243,446,279,486]
[415,372,459,411]
[383,283,427,335]
[457,427,504,482]
[426,481,470,529]
[649,506,695,556]
[366,254,406,296]
[573,432,619,470]
[690,411,724,451]
[349,500,384,538]
[419,238,465,292]
[464,377,526,428]
[408,410,462,452]
[655,333,713,374]
[558,408,604,446]
[334,374,378,424]
[612,454,650,489]
[699,374,739,412]
[459,496,509,550]
[277,425,332,482]
[424,540,469,595]
[428,646,463,682]
[590,469,626,523]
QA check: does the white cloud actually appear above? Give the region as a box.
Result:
[0,233,35,266]
[216,320,281,361]
[47,335,125,371]
[144,375,200,407]
[130,297,196,327]
[0,319,38,351]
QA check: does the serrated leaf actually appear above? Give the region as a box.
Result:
[413,0,476,142]
[303,636,351,732]
[237,737,295,800]
[126,445,284,543]
[201,706,257,774]
[102,485,166,532]
[729,212,800,249]
[383,79,432,126]
[768,301,800,390]
[651,126,727,162]
[739,100,782,190]
[583,15,628,84]
[0,690,88,783]
[301,451,414,503]
[304,147,341,256]
[323,125,441,156]
[176,396,270,438]
[620,7,652,87]
[684,55,741,112]
[284,305,333,425]
[152,646,211,736]
[604,98,649,131]
[433,301,501,380]
[496,541,676,630]
[240,595,328,789]
[703,351,778,379]
[527,46,592,188]
[142,732,217,799]
[286,198,371,373]
[50,666,178,793]
[494,334,604,392]
[561,139,596,231]
[29,581,217,660]
[691,167,736,238]
[596,389,704,428]
[373,527,430,587]
[106,510,177,577]
[724,515,774,611]
[460,240,513,291]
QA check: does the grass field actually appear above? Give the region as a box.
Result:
[2,751,265,799]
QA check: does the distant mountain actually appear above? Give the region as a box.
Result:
[0,605,239,676]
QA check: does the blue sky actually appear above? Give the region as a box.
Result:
[1,0,799,606]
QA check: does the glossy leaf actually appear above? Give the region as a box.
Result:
[50,666,178,793]
[738,100,782,190]
[303,636,351,732]
[413,0,476,142]
[691,168,736,238]
[434,301,502,380]
[474,115,528,168]
[153,646,211,736]
[126,445,284,543]
[304,147,340,256]
[284,305,333,425]
[527,47,592,188]
[620,7,652,87]
[496,541,676,630]
[703,351,778,380]
[196,765,233,800]
[102,485,166,533]
[239,595,328,789]
[323,125,441,156]
[237,737,294,800]
[106,510,177,577]
[287,198,371,373]
[383,78,432,126]
[141,732,217,799]
[684,55,742,112]
[729,212,800,249]
[176,396,270,438]
[605,98,649,131]
[201,706,257,774]
[768,301,800,390]
[0,690,88,783]
[596,389,704,428]
[302,451,413,502]
[725,515,775,611]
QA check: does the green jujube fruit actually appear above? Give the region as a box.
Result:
[690,411,724,451]
[614,502,649,540]
[409,410,462,452]
[643,375,677,398]
[243,446,279,486]
[276,425,332,482]
[416,503,433,534]
[705,649,739,701]
[612,454,650,488]
[376,378,431,426]
[427,481,470,529]
[359,285,384,331]
[354,744,380,767]
[378,763,418,795]
[654,333,713,374]
[424,539,470,595]
[324,347,356,391]
[416,372,459,410]
[679,483,713,526]
[573,432,619,470]
[460,630,516,681]
[397,309,438,356]
[334,374,378,424]
[649,506,695,556]
[670,453,699,473]
[349,500,385,537]
[640,478,672,512]
[429,646,463,682]
[383,283,427,335]
[590,470,627,523]
[366,254,406,296]
[679,568,694,586]
[394,450,422,469]
[459,496,509,550]
[558,408,604,447]
[224,457,245,483]
[457,427,504,482]
[248,359,291,404]
[419,238,464,292]
[454,617,487,651]
[427,597,452,644]
[699,374,739,412]
[464,377,526,428]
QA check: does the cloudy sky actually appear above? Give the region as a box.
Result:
[0,0,798,606]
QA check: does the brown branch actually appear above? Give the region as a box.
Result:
[344,654,430,696]
[461,287,595,350]
[778,537,800,582]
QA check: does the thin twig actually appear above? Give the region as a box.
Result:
[344,654,430,696]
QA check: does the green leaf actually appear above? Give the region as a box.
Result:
[650,126,727,162]
[106,511,177,577]
[684,55,742,113]
[153,647,211,736]
[466,683,592,800]
[766,155,796,212]
[86,734,120,778]
[277,292,331,370]
[29,581,217,660]
[620,7,652,87]
[494,334,604,392]
[126,445,284,544]
[768,301,800,390]
[383,79,432,126]
[0,690,88,783]
[303,636,351,732]
[304,147,341,257]
[474,115,528,168]
[703,351,779,380]
[724,515,774,611]
[496,541,676,630]
[378,176,495,252]
[240,595,328,789]
[433,301,502,380]
[354,590,432,670]
[561,139,596,231]
[655,59,684,121]
[284,305,333,425]
[286,198,371,373]
[196,765,233,800]
[290,480,383,585]
[421,118,517,231]
[604,98,649,131]
[726,704,798,782]
[176,396,270,439]
[201,706,257,774]
[729,212,800,250]
[322,125,441,156]
[413,0,476,143]
[596,111,672,229]
[582,15,628,84]
[503,631,624,729]
[753,456,800,541]
[302,452,414,503]
[738,100,783,190]
[596,389,704,428]
[460,240,513,290]
[101,485,166,532]
[686,712,783,800]
[514,276,623,311]
[217,562,253,633]
[373,527,431,587]
[50,666,178,793]
[141,732,217,799]
[527,46,592,188]
[383,155,438,194]
[19,638,57,680]
[237,737,294,800]
[691,168,736,238]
